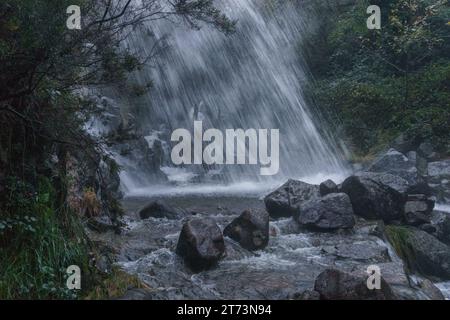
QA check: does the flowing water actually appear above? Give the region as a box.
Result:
[84,1,450,299]
[112,0,349,195]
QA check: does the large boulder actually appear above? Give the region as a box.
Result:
[314,269,397,300]
[264,179,319,218]
[176,218,225,272]
[139,200,182,220]
[223,209,269,251]
[341,172,408,222]
[296,193,355,231]
[386,226,450,280]
[319,179,338,196]
[403,194,434,226]
[428,160,450,203]
[368,148,426,191]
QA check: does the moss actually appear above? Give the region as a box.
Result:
[84,267,147,300]
[385,225,417,273]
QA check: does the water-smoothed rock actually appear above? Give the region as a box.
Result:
[139,200,183,220]
[403,194,434,226]
[223,209,269,251]
[296,193,355,231]
[314,268,397,300]
[386,226,450,280]
[319,179,338,196]
[176,218,225,272]
[264,179,319,218]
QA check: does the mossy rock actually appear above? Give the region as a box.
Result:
[386,225,450,280]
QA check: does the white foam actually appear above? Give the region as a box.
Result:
[123,171,349,198]
[435,204,450,213]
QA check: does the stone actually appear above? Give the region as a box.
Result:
[314,269,397,300]
[403,194,434,226]
[264,179,319,218]
[341,172,408,222]
[176,218,226,272]
[319,179,338,196]
[296,193,355,231]
[139,200,182,220]
[223,209,269,251]
[386,226,450,280]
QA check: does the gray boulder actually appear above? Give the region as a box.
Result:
[139,200,182,220]
[319,179,338,196]
[176,218,226,272]
[403,194,435,226]
[368,148,426,191]
[264,179,319,218]
[223,209,269,251]
[296,193,355,231]
[386,226,450,280]
[314,269,397,300]
[341,172,408,222]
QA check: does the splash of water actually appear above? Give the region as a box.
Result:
[115,0,349,195]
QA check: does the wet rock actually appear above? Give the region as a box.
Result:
[418,279,445,300]
[386,226,450,280]
[319,179,338,196]
[368,148,425,188]
[223,209,269,251]
[264,179,319,218]
[430,211,450,245]
[341,172,408,222]
[419,223,437,234]
[176,218,225,272]
[403,194,434,226]
[296,193,355,231]
[291,289,321,300]
[428,160,450,203]
[87,216,119,233]
[314,269,396,300]
[139,200,182,220]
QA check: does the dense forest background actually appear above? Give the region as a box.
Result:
[304,0,450,160]
[0,0,449,299]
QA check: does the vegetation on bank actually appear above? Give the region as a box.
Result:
[0,0,233,299]
[304,0,450,158]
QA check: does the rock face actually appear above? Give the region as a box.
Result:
[403,194,434,226]
[428,160,450,203]
[319,179,338,196]
[386,226,450,280]
[139,200,182,220]
[296,193,355,231]
[341,172,408,222]
[264,179,319,218]
[314,269,396,300]
[176,218,225,272]
[223,210,269,251]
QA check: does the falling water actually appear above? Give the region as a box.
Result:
[114,0,349,195]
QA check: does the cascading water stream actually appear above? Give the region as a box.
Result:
[109,0,349,196]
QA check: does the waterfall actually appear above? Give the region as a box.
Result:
[109,0,349,196]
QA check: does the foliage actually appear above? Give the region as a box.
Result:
[0,0,233,299]
[305,0,450,156]
[0,176,90,299]
[85,267,146,300]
